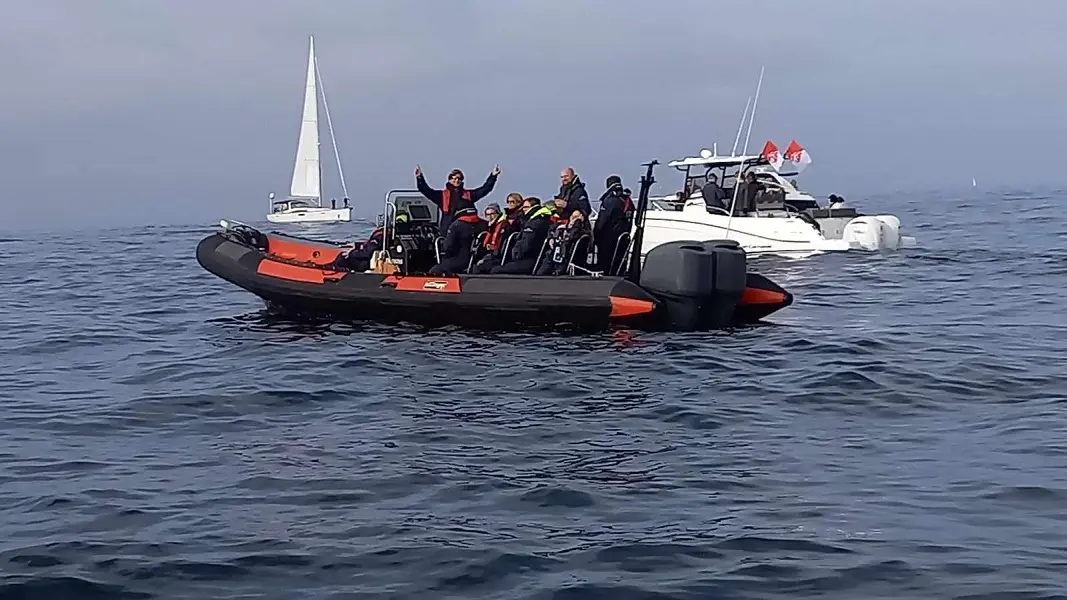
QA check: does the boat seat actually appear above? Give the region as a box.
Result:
[564,234,592,275]
[609,232,631,276]
[433,236,445,264]
[755,189,786,212]
[499,232,521,265]
[467,231,488,271]
[807,206,859,219]
[531,237,552,275]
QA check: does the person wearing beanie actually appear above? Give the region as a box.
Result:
[593,174,635,274]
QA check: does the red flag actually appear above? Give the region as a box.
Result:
[761,140,784,171]
[784,140,812,172]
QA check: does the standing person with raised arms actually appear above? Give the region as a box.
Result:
[415,164,501,234]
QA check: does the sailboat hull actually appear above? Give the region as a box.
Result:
[266,207,352,224]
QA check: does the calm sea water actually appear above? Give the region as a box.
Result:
[2,188,1066,599]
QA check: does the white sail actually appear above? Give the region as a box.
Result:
[289,36,320,201]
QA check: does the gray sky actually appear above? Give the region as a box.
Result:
[2,0,1065,231]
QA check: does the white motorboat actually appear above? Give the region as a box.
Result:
[266,36,352,225]
[639,148,916,259]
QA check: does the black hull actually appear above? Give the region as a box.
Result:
[197,234,660,330]
[195,232,792,332]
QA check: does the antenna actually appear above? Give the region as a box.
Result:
[730,96,751,157]
[723,66,765,241]
[741,65,765,156]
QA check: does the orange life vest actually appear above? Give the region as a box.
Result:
[484,216,508,251]
[441,187,472,214]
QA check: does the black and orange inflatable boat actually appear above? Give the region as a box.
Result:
[196,161,793,331]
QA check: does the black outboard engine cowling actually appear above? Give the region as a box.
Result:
[639,239,747,330]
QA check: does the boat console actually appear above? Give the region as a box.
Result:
[389,194,440,224]
[380,190,443,273]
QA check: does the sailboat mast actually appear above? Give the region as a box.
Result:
[314,45,323,207]
[317,114,323,207]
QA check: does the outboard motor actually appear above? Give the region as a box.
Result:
[639,239,747,330]
[841,215,901,251]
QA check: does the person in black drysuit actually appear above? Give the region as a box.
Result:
[415,165,500,234]
[490,199,554,274]
[557,167,592,218]
[428,208,488,275]
[592,175,635,273]
[700,172,728,212]
[733,171,764,215]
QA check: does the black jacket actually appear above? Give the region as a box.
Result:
[701,181,728,210]
[512,206,554,262]
[441,214,488,263]
[557,177,592,218]
[593,184,632,243]
[735,180,764,213]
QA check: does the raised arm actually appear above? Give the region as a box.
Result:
[414,167,442,207]
[469,165,501,201]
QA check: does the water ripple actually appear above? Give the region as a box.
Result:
[2,192,1067,598]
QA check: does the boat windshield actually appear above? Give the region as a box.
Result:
[273,198,317,209]
[679,162,751,199]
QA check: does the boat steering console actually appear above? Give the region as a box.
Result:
[381,191,445,273]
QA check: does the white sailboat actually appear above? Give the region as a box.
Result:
[267,36,352,224]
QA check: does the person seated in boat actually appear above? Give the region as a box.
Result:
[471,195,525,274]
[542,197,571,249]
[328,212,411,270]
[592,175,634,272]
[489,197,554,274]
[700,173,728,212]
[549,196,568,222]
[502,192,525,226]
[536,209,591,275]
[478,202,507,252]
[465,202,502,268]
[733,171,764,215]
[428,207,488,275]
[536,201,569,270]
[557,167,592,218]
[415,164,500,234]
